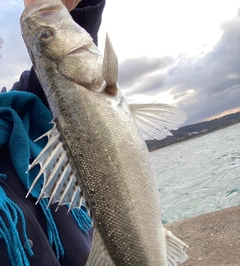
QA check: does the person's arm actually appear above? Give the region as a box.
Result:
[10,0,106,106]
[71,0,105,45]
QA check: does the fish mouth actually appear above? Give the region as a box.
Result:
[67,44,100,56]
[68,46,88,55]
[21,0,67,25]
[20,0,100,63]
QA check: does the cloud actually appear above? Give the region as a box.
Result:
[1,1,239,127]
[119,56,174,88]
[170,13,240,124]
[119,9,240,125]
[0,1,31,90]
[123,71,168,99]
[0,37,3,62]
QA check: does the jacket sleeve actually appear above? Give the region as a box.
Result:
[10,0,106,106]
[71,0,106,46]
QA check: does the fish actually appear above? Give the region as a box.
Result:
[20,0,188,265]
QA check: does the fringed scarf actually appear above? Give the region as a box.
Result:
[0,91,92,265]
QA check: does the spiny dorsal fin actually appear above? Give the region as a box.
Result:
[26,121,86,212]
[102,33,118,96]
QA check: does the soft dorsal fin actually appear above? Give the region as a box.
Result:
[86,228,114,266]
[129,103,187,140]
[102,33,118,96]
[85,227,188,266]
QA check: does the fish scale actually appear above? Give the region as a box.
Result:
[21,0,188,265]
[59,90,162,264]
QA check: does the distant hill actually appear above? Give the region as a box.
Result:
[146,111,240,151]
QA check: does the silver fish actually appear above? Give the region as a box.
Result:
[21,0,188,265]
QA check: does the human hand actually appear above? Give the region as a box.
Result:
[24,0,82,11]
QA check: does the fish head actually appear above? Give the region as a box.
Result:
[20,0,105,91]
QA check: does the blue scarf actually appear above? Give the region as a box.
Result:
[0,91,91,265]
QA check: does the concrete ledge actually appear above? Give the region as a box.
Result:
[165,205,240,266]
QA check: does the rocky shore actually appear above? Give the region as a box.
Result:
[166,205,240,266]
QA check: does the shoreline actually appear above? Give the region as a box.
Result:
[149,122,240,152]
[165,205,240,265]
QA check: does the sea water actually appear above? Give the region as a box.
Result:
[150,123,240,224]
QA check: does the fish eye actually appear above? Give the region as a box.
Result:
[38,29,54,42]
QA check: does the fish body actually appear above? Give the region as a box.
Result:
[21,1,188,265]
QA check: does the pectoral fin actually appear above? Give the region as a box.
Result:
[86,228,114,266]
[130,103,187,140]
[102,33,118,96]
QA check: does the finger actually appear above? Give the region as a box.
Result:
[61,0,82,11]
[24,0,35,7]
[24,0,83,11]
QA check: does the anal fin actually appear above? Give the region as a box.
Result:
[165,228,188,266]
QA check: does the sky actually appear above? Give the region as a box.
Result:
[0,0,240,125]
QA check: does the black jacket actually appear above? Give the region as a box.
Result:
[0,1,105,265]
